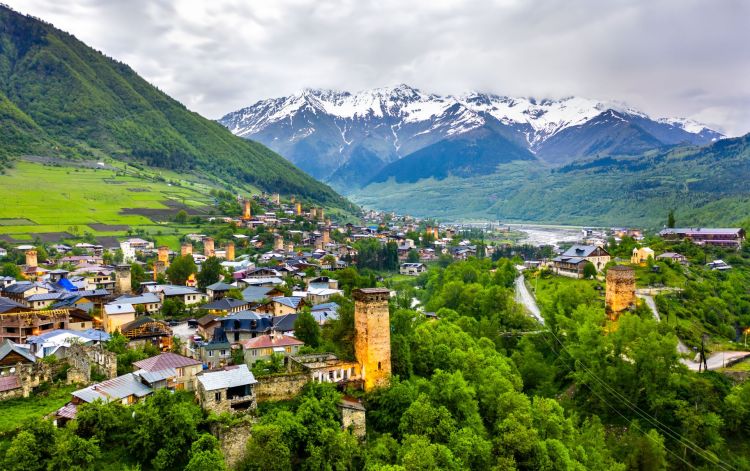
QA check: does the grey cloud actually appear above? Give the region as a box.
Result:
[9,0,750,135]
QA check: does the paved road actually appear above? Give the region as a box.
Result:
[514,274,545,325]
[637,294,750,371]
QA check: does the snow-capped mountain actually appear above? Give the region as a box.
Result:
[219,84,724,189]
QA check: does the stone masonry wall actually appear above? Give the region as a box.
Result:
[353,289,391,391]
[255,373,310,402]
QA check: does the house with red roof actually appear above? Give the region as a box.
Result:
[239,332,304,365]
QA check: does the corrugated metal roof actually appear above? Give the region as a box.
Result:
[135,367,177,384]
[132,352,201,371]
[197,364,256,391]
[73,373,152,403]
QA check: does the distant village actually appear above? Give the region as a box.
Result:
[0,190,745,432]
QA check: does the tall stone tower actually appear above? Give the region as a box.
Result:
[242,199,252,221]
[203,237,215,257]
[605,265,636,319]
[322,227,331,245]
[181,243,193,257]
[295,202,302,216]
[114,264,132,295]
[25,249,37,268]
[272,193,280,205]
[273,235,284,251]
[157,246,170,267]
[353,288,391,391]
[225,242,235,261]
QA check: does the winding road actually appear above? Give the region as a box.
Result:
[513,273,750,371]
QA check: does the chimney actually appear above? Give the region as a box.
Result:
[225,242,235,261]
[181,243,193,257]
[158,246,170,266]
[203,237,215,257]
[114,264,132,295]
[25,249,38,268]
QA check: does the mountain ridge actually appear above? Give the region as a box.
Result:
[220,84,724,189]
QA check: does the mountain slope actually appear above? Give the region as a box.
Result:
[369,127,535,184]
[351,133,750,227]
[220,85,723,190]
[0,6,348,208]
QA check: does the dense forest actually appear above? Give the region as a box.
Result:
[5,249,750,469]
[0,6,350,210]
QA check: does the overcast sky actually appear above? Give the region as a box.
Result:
[9,0,750,135]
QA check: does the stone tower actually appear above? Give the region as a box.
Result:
[114,264,132,294]
[322,227,331,245]
[274,235,284,251]
[272,193,280,205]
[310,207,318,220]
[605,265,636,318]
[25,249,37,268]
[157,246,170,267]
[225,242,235,261]
[181,243,193,257]
[242,199,252,221]
[353,288,391,391]
[286,242,295,254]
[318,208,324,221]
[203,237,215,257]
[295,202,302,216]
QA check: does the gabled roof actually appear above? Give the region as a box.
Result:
[73,373,152,403]
[104,303,136,315]
[0,339,36,363]
[242,285,275,302]
[114,293,161,305]
[201,298,248,311]
[206,281,234,291]
[272,296,304,309]
[224,310,264,321]
[197,364,257,391]
[272,314,299,332]
[0,296,26,314]
[240,334,304,350]
[132,352,201,372]
[561,245,607,258]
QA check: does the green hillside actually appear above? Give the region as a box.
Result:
[352,134,750,228]
[0,6,350,210]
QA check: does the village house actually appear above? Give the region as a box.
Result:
[102,303,136,333]
[311,302,339,324]
[112,293,162,314]
[399,262,426,276]
[552,245,611,278]
[240,332,304,365]
[196,364,258,414]
[146,284,206,306]
[656,252,688,264]
[200,298,250,316]
[120,317,173,351]
[197,330,233,369]
[260,296,305,316]
[658,227,745,248]
[205,281,234,300]
[221,310,274,342]
[0,308,69,344]
[132,352,203,391]
[26,329,110,359]
[631,247,655,265]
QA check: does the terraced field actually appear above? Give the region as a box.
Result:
[0,160,224,248]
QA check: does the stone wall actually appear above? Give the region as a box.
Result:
[255,373,310,402]
[341,407,366,439]
[211,418,256,470]
[0,362,52,400]
[66,344,117,384]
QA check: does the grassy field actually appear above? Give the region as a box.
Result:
[0,160,231,248]
[0,384,77,434]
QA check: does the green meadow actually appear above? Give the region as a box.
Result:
[0,160,227,248]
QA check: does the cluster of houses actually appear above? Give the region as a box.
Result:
[546,227,744,278]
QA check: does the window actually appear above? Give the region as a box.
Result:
[214,392,222,401]
[208,351,214,357]
[80,323,85,328]
[220,350,226,356]
[378,361,382,371]
[286,347,291,353]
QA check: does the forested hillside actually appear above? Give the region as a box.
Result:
[0,6,349,209]
[353,133,750,227]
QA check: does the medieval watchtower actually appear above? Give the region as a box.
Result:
[353,288,391,391]
[605,265,636,318]
[114,264,132,295]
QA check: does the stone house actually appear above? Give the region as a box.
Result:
[102,303,136,333]
[196,364,258,414]
[399,263,426,276]
[132,352,203,391]
[631,247,655,265]
[339,397,366,439]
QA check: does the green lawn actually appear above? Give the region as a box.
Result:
[0,384,77,434]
